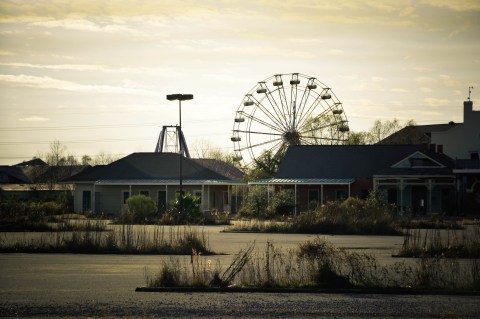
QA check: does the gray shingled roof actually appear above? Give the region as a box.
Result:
[276,145,454,179]
[193,158,243,180]
[0,166,31,184]
[379,123,458,144]
[66,153,243,182]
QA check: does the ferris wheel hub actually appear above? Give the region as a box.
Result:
[283,130,301,145]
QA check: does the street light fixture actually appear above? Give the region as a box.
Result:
[166,94,193,217]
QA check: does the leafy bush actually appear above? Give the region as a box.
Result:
[170,193,202,223]
[239,187,295,218]
[122,195,158,224]
[290,191,399,235]
[0,198,69,231]
[267,189,295,216]
[238,186,268,218]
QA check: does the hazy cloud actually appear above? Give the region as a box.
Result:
[0,74,160,96]
[424,97,451,107]
[18,116,49,122]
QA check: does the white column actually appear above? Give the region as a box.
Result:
[294,183,297,215]
[267,184,270,207]
[92,183,96,214]
[428,179,433,214]
[400,179,404,214]
[201,184,205,211]
[321,184,324,205]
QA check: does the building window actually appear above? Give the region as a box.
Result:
[336,190,347,200]
[223,191,229,206]
[82,190,91,212]
[471,152,479,160]
[360,190,369,200]
[158,190,167,212]
[308,189,319,204]
[122,191,130,204]
[139,190,150,197]
[175,190,185,195]
[194,190,202,203]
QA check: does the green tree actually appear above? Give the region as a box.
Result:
[246,150,283,180]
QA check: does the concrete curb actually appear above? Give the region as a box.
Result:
[135,286,480,296]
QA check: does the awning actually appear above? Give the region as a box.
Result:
[94,179,246,186]
[249,178,354,185]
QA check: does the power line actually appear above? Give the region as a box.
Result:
[0,123,159,132]
[0,137,155,145]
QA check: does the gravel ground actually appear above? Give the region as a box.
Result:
[2,290,480,318]
[1,229,479,318]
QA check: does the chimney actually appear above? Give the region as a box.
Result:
[436,144,443,154]
[464,100,473,122]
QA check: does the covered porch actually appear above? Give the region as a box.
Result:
[75,179,246,215]
[374,175,456,214]
[249,178,355,214]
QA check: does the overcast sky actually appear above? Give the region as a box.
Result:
[0,0,479,165]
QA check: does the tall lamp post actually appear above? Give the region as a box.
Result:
[166,94,193,217]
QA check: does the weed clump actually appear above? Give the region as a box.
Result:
[229,191,401,235]
[147,237,480,291]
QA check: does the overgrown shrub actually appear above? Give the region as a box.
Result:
[170,193,201,223]
[290,191,400,235]
[0,198,69,231]
[238,187,295,218]
[238,186,268,218]
[147,237,480,290]
[267,189,295,216]
[121,195,158,224]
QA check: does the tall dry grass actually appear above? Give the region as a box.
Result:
[0,225,211,255]
[148,237,480,291]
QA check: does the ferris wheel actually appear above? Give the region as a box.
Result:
[231,73,349,166]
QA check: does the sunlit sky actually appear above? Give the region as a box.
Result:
[1,0,479,165]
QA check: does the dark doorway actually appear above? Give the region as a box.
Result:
[387,188,397,205]
[158,190,167,213]
[411,186,427,215]
[82,190,91,212]
[441,188,454,215]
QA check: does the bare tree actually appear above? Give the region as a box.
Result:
[81,155,92,165]
[92,151,119,165]
[347,119,416,145]
[190,139,239,166]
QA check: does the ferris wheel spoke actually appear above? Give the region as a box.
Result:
[278,85,290,125]
[295,98,325,130]
[234,129,283,137]
[269,140,287,159]
[236,137,283,152]
[263,92,290,129]
[298,120,344,135]
[299,135,345,144]
[296,88,331,129]
[251,97,289,131]
[295,90,314,128]
[240,111,285,134]
[296,107,334,132]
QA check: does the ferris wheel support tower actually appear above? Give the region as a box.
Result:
[155,125,191,158]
